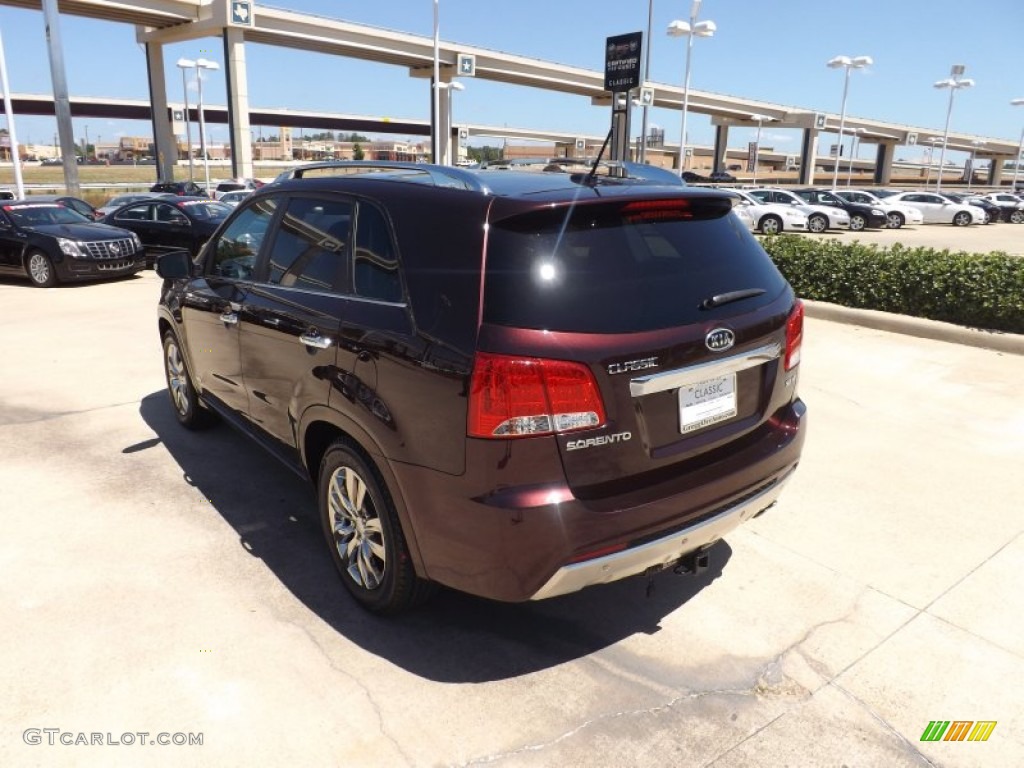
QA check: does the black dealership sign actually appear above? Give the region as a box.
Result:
[605,32,642,92]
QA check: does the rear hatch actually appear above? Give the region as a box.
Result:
[477,192,800,499]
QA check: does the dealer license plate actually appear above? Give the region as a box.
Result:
[679,373,737,434]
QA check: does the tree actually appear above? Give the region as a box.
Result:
[468,145,502,164]
[353,142,365,161]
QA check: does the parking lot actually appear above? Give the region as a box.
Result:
[798,218,1024,256]
[1,270,1022,767]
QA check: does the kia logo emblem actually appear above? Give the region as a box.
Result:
[705,328,735,352]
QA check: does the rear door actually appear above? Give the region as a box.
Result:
[481,195,796,497]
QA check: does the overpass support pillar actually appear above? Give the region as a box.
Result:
[713,125,729,173]
[987,158,1005,187]
[874,141,896,185]
[798,128,819,186]
[145,42,176,183]
[223,28,253,180]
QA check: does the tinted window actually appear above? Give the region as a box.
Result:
[115,203,153,222]
[155,204,188,224]
[484,198,787,333]
[353,203,402,302]
[3,204,89,226]
[265,196,351,292]
[209,197,278,280]
[177,201,230,220]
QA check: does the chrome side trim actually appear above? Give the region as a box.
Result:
[629,342,781,397]
[530,472,792,601]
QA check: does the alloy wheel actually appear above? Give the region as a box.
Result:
[328,466,386,590]
[165,340,190,416]
[28,253,51,285]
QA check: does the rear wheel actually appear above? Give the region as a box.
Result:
[807,214,828,234]
[319,442,431,615]
[26,250,57,288]
[162,331,215,430]
[952,211,971,227]
[1010,210,1024,224]
[849,214,866,231]
[886,212,904,229]
[758,215,782,235]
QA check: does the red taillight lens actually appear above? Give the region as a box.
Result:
[620,199,693,223]
[468,352,606,439]
[785,300,804,371]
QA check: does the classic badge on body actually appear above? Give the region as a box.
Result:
[705,328,735,352]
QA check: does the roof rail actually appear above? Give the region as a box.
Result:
[269,161,488,192]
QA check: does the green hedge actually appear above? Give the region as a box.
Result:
[760,235,1024,334]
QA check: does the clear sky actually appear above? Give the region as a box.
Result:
[1,0,1023,162]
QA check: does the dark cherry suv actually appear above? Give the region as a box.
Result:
[156,162,806,614]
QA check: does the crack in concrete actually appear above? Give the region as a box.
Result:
[830,682,942,768]
[285,618,416,767]
[455,604,870,767]
[0,398,145,427]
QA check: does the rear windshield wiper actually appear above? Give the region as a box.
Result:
[699,288,766,310]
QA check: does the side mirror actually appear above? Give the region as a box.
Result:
[155,249,194,279]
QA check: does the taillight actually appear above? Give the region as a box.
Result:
[785,300,804,371]
[468,352,606,439]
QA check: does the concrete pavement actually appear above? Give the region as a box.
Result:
[1,271,1022,767]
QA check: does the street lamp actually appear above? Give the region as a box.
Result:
[749,113,773,184]
[966,140,985,190]
[826,54,873,189]
[1010,98,1024,192]
[846,127,865,186]
[175,57,196,182]
[439,80,464,166]
[178,57,220,194]
[667,0,716,177]
[933,65,974,192]
[924,137,944,188]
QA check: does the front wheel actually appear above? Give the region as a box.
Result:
[26,250,57,288]
[1010,210,1024,224]
[886,212,904,229]
[758,215,782,235]
[849,214,866,232]
[319,442,431,615]
[952,211,971,227]
[807,214,828,234]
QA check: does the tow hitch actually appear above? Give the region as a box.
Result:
[644,546,712,597]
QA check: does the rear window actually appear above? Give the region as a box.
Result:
[484,198,786,333]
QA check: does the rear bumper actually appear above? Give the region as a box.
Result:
[530,466,795,600]
[390,398,806,602]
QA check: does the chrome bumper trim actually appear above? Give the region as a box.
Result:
[530,472,793,601]
[629,342,781,397]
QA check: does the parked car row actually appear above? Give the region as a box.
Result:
[720,184,1024,234]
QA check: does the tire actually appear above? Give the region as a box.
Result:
[319,442,431,615]
[952,211,971,227]
[26,250,57,288]
[849,214,866,232]
[886,212,904,229]
[162,331,215,430]
[758,215,782,235]
[1011,210,1024,224]
[807,214,828,234]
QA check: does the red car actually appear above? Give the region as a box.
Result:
[156,162,806,614]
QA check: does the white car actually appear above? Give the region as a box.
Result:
[727,189,809,234]
[746,188,850,233]
[217,189,252,207]
[884,192,985,226]
[980,193,1024,224]
[834,189,924,229]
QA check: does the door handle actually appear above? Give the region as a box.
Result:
[299,330,333,350]
[219,311,239,325]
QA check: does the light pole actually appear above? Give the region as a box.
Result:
[933,65,974,193]
[175,58,196,182]
[749,113,772,184]
[924,137,944,188]
[431,0,440,164]
[846,127,865,186]
[966,140,985,190]
[194,58,220,194]
[439,80,464,166]
[667,1,716,177]
[639,0,654,163]
[1010,98,1024,191]
[826,54,872,190]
